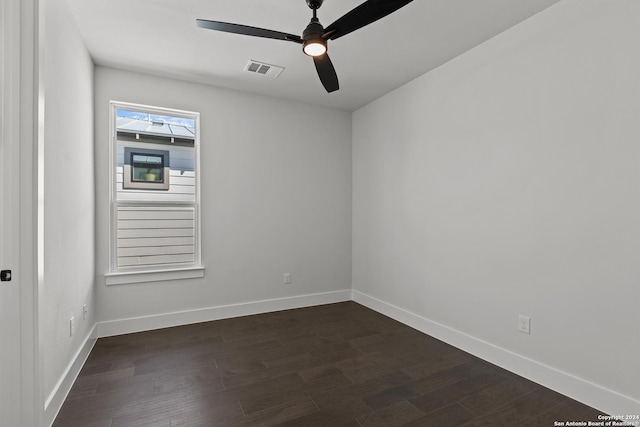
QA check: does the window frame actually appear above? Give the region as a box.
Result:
[105,101,203,285]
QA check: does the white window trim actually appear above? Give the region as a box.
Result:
[106,101,203,285]
[105,266,205,286]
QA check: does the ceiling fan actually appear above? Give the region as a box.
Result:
[197,0,414,93]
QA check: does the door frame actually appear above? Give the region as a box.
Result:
[2,0,42,425]
[0,1,22,423]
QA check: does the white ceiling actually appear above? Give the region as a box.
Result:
[65,0,561,111]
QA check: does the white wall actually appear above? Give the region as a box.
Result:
[353,0,640,414]
[95,67,352,327]
[42,0,95,419]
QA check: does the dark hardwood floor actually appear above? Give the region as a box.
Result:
[53,302,602,426]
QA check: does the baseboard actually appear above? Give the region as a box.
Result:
[97,289,352,338]
[44,323,98,427]
[352,289,640,416]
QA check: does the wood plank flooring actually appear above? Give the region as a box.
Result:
[53,302,603,426]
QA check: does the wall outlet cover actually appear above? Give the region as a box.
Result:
[518,315,531,335]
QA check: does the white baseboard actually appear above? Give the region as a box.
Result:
[97,289,352,338]
[45,324,98,427]
[352,289,640,416]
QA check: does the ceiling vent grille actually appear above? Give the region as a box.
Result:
[244,60,284,78]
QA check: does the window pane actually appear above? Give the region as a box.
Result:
[116,109,195,142]
[131,152,165,183]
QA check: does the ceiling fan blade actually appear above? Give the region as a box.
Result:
[324,0,413,40]
[313,53,339,93]
[197,19,302,44]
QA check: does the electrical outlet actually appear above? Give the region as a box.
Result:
[83,304,88,320]
[518,315,531,335]
[284,273,292,284]
[70,317,75,337]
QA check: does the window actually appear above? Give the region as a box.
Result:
[123,148,170,190]
[106,102,203,285]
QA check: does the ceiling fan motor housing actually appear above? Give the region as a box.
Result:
[302,17,326,56]
[303,19,324,42]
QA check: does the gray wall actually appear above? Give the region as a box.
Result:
[42,0,95,410]
[352,0,640,412]
[94,67,352,326]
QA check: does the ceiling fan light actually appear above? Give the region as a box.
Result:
[303,39,327,56]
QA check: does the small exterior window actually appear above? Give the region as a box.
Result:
[123,147,170,190]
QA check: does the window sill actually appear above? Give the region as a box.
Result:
[105,266,205,286]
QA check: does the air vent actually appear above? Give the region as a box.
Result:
[244,60,284,78]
